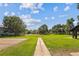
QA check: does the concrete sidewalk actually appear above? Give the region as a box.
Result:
[34,38,51,56]
[70,52,79,56]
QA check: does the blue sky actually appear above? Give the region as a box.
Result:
[0,3,79,29]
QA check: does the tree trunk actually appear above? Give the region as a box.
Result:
[72,29,77,39]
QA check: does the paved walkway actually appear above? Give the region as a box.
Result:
[70,52,79,56]
[34,38,51,56]
[0,38,26,50]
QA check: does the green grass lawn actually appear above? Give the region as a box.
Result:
[1,34,79,56]
[40,34,79,55]
[0,35,38,56]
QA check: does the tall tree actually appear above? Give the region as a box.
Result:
[3,16,26,35]
[38,24,48,34]
[52,24,66,34]
[77,3,79,25]
[77,15,79,25]
[66,18,74,34]
[76,3,79,25]
[52,24,61,34]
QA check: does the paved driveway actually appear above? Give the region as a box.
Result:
[0,38,26,50]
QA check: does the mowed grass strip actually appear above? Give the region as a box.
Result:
[41,34,79,55]
[0,35,38,56]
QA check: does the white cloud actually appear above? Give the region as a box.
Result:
[20,14,41,26]
[20,14,31,19]
[11,12,15,16]
[4,11,9,16]
[45,17,48,20]
[20,3,44,10]
[32,10,39,14]
[37,3,44,10]
[4,11,15,16]
[64,6,70,11]
[0,3,8,7]
[65,3,73,5]
[53,6,58,12]
[19,3,44,14]
[59,14,67,17]
[4,3,8,7]
[0,3,3,6]
[51,16,55,19]
[45,16,55,20]
[20,3,34,10]
[28,19,41,24]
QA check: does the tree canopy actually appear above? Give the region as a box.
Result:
[3,16,26,35]
[38,24,48,34]
[66,18,74,34]
[52,24,66,34]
